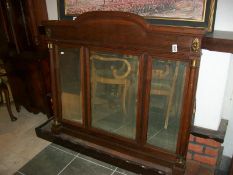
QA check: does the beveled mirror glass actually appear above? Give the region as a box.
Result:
[59,48,82,123]
[147,59,187,152]
[90,51,139,139]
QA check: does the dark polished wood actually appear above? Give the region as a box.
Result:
[191,119,228,143]
[25,0,48,50]
[4,52,52,116]
[136,54,148,146]
[139,54,152,146]
[230,156,233,175]
[202,31,233,53]
[0,24,17,121]
[0,0,52,117]
[0,0,48,51]
[42,11,206,174]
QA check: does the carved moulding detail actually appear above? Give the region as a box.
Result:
[191,38,200,53]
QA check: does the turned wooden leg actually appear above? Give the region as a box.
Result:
[15,103,21,112]
[230,156,233,175]
[0,82,17,121]
[0,91,3,104]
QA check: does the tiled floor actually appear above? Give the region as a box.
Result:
[14,142,216,175]
[0,104,215,175]
[15,143,137,175]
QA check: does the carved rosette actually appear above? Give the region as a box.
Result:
[191,38,200,53]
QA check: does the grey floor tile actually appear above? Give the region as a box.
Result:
[93,111,124,131]
[78,153,116,170]
[59,157,113,175]
[114,172,138,175]
[13,171,25,175]
[19,145,75,175]
[93,118,121,132]
[148,128,178,152]
[113,123,136,139]
[50,143,78,156]
[116,168,138,175]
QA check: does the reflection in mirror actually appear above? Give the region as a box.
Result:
[90,51,139,139]
[147,59,187,152]
[59,48,82,123]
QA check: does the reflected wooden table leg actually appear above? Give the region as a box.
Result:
[0,90,3,104]
[230,156,233,175]
[0,81,17,121]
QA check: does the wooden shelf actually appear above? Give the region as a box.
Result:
[202,31,233,53]
[191,119,228,143]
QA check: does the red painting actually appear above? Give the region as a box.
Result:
[64,0,206,21]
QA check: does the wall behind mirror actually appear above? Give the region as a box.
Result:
[221,56,233,156]
[195,50,231,130]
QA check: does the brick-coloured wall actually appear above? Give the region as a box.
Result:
[187,134,222,167]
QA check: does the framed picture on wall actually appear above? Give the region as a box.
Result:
[58,0,217,32]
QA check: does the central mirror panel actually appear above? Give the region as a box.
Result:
[59,47,82,123]
[147,59,187,152]
[90,51,139,139]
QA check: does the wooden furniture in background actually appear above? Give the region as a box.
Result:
[0,0,52,117]
[0,0,48,51]
[202,31,233,54]
[0,23,17,121]
[3,52,52,116]
[37,11,206,174]
[0,62,17,121]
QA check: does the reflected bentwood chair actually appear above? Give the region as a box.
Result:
[0,28,17,121]
[151,61,179,129]
[90,54,131,115]
[0,62,17,121]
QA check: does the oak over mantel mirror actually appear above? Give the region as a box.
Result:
[43,11,206,174]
